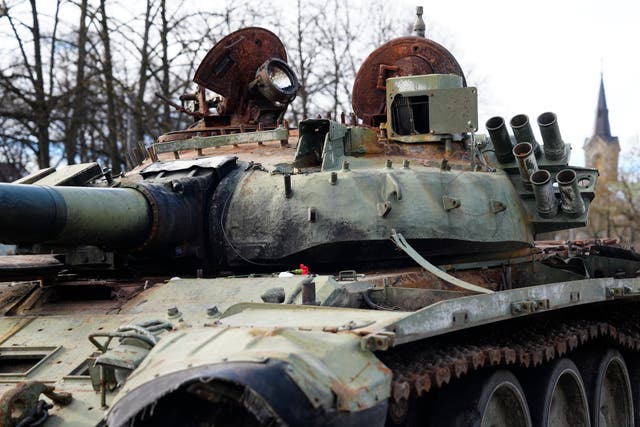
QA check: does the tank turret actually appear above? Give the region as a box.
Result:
[0,29,596,277]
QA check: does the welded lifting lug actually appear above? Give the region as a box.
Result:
[442,196,460,211]
[606,286,634,298]
[361,331,396,351]
[377,201,392,217]
[337,270,358,281]
[510,299,549,315]
[490,200,507,213]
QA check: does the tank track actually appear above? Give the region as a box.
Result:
[381,301,640,420]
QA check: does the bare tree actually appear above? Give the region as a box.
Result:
[63,0,89,165]
[0,0,437,176]
[159,0,171,133]
[0,0,62,168]
[284,0,324,124]
[98,0,122,173]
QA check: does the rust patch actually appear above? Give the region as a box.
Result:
[247,328,269,337]
[374,359,393,376]
[329,377,374,411]
[352,36,465,125]
[350,361,371,382]
[365,267,498,292]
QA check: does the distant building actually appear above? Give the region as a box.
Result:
[584,74,620,186]
[582,75,630,242]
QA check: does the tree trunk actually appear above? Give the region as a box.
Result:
[99,0,121,173]
[135,0,153,144]
[29,0,50,168]
[65,0,88,165]
[295,0,309,123]
[160,0,171,133]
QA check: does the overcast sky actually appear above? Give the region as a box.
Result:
[397,0,640,167]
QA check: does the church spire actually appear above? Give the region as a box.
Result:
[594,74,612,139]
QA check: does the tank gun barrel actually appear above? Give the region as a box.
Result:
[0,183,151,248]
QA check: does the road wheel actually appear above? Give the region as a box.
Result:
[519,358,590,427]
[575,348,634,427]
[429,369,531,427]
[626,349,640,426]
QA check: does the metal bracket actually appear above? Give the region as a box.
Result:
[452,310,470,327]
[153,127,289,155]
[361,331,396,351]
[308,207,317,223]
[376,64,400,90]
[511,299,550,315]
[383,173,402,201]
[606,286,634,298]
[442,196,461,211]
[490,200,507,213]
[337,270,358,281]
[377,201,392,217]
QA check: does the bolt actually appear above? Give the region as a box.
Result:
[171,180,184,193]
[330,171,338,185]
[302,279,316,305]
[167,306,181,318]
[343,160,350,171]
[403,159,410,169]
[284,174,292,198]
[386,159,392,168]
[103,168,114,185]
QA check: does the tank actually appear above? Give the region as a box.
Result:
[0,11,639,427]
